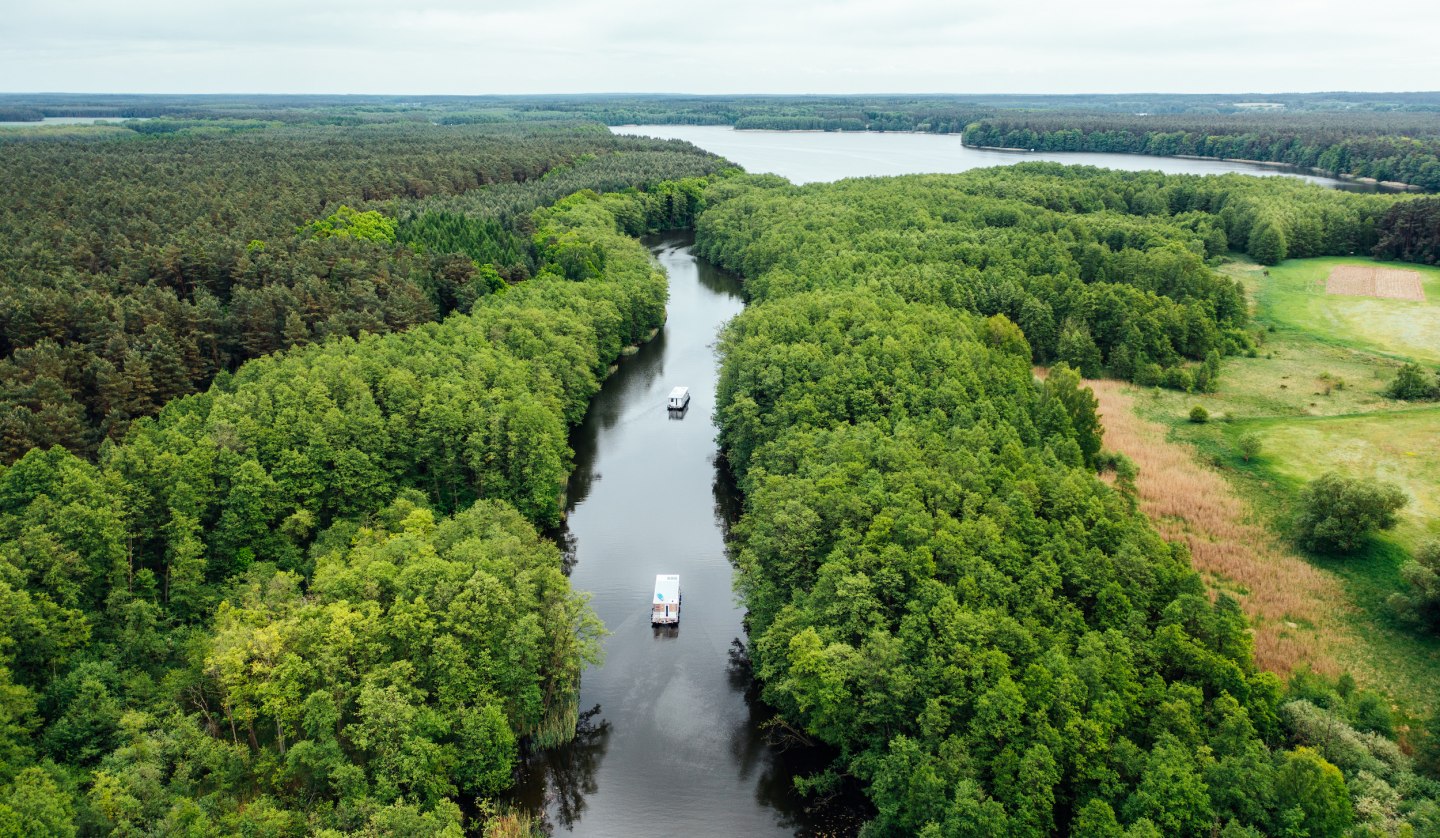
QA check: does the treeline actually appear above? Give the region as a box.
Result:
[0,189,673,833]
[708,178,1440,834]
[1373,196,1440,263]
[964,112,1440,191]
[0,122,728,462]
[699,167,1409,387]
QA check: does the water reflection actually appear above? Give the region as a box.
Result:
[521,705,611,832]
[509,233,854,835]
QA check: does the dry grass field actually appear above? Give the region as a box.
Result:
[1325,264,1426,301]
[1088,379,1348,676]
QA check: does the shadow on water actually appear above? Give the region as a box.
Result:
[510,232,868,835]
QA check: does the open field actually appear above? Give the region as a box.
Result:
[1245,408,1440,551]
[1325,264,1426,301]
[1243,256,1440,364]
[1107,254,1440,712]
[1089,379,1348,677]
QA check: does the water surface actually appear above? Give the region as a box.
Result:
[511,234,843,835]
[612,124,1370,189]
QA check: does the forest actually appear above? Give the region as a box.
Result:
[0,114,734,833]
[703,170,1440,835]
[963,113,1440,192]
[3,99,1440,835]
[696,165,1401,389]
[0,121,729,463]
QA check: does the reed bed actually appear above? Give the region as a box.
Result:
[1088,379,1350,676]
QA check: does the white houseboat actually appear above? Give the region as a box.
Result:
[667,386,690,411]
[652,574,681,625]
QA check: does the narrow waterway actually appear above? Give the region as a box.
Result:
[511,233,840,834]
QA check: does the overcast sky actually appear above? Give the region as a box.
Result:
[4,0,1436,94]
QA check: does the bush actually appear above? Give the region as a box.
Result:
[1189,405,1210,424]
[1237,432,1261,462]
[1390,541,1440,630]
[1386,363,1439,401]
[1294,472,1409,554]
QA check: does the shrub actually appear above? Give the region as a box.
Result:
[1237,433,1261,462]
[1189,405,1210,424]
[1294,473,1409,554]
[1390,541,1440,630]
[1386,363,1439,401]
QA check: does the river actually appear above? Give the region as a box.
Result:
[511,128,1363,836]
[611,124,1370,190]
[511,234,848,835]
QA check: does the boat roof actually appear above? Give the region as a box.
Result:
[653,574,680,603]
[669,386,688,397]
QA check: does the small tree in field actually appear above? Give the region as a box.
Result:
[1386,363,1438,401]
[1294,472,1408,554]
[1188,406,1209,424]
[1237,433,1261,462]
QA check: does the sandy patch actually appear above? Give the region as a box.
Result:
[1325,265,1426,301]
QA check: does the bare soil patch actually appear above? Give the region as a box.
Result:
[1325,265,1426,301]
[1088,380,1351,677]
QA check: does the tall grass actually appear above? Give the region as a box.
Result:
[1089,378,1350,676]
[528,692,581,750]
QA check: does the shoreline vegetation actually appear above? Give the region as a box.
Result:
[698,166,1440,834]
[2,98,1440,834]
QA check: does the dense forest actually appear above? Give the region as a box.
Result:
[963,113,1440,191]
[3,98,1439,835]
[0,122,729,463]
[703,171,1440,835]
[1373,197,1440,263]
[696,165,1401,389]
[7,92,1440,192]
[0,114,735,832]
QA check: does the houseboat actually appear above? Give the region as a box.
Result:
[667,386,690,411]
[652,574,681,625]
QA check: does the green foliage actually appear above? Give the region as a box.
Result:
[1294,472,1409,554]
[711,179,1302,835]
[696,165,1301,392]
[1374,196,1440,264]
[965,110,1440,192]
[1391,541,1440,630]
[705,168,1440,834]
[1273,747,1354,836]
[304,205,398,243]
[1189,405,1210,424]
[1237,432,1261,462]
[0,185,663,833]
[1386,362,1440,400]
[0,122,727,462]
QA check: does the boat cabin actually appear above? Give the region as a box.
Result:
[667,386,690,411]
[652,574,681,625]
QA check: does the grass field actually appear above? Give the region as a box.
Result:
[1115,254,1440,713]
[1244,256,1440,364]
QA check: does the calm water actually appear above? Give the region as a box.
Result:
[511,234,848,835]
[612,124,1368,189]
[0,116,139,128]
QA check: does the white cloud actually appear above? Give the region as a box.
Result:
[0,0,1435,93]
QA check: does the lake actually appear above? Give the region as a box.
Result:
[612,124,1367,189]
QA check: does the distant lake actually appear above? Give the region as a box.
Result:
[612,125,1369,190]
[0,116,141,128]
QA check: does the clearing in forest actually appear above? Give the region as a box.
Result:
[1325,264,1426,301]
[1087,378,1349,677]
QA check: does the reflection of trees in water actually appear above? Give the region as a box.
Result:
[711,455,743,549]
[530,704,611,833]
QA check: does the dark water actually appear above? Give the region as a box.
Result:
[511,234,847,835]
[611,124,1382,191]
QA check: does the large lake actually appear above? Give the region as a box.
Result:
[612,124,1363,189]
